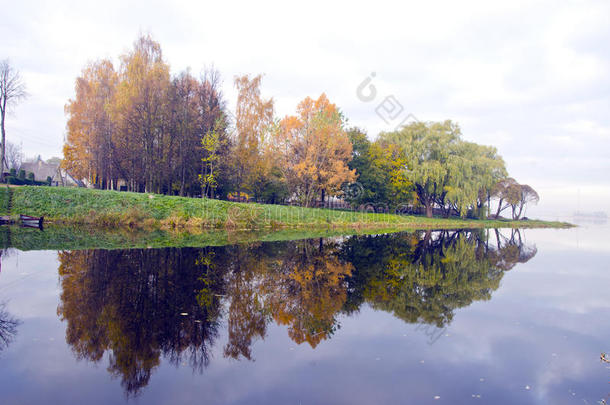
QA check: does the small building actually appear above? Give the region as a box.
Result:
[20,156,81,187]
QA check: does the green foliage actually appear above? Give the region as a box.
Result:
[346,128,414,210]
[199,128,221,198]
[380,120,507,218]
[250,166,289,204]
[4,176,49,186]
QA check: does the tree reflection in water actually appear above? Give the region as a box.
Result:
[0,301,19,352]
[0,249,20,353]
[56,229,535,395]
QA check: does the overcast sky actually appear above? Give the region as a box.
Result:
[1,0,609,217]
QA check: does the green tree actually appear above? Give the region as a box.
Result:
[443,141,506,218]
[380,121,506,218]
[380,120,461,217]
[199,127,220,198]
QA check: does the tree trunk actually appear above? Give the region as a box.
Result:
[1,107,6,182]
[516,202,524,220]
[487,195,491,218]
[425,201,433,218]
[443,205,451,218]
[495,198,503,218]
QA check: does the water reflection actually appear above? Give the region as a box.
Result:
[0,249,20,353]
[56,229,535,395]
[0,301,19,352]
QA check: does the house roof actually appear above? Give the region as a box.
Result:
[20,156,59,181]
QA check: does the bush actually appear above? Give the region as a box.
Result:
[18,169,25,180]
[27,172,35,181]
[5,176,49,186]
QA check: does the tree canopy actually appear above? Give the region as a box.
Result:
[379,121,507,217]
[61,34,539,218]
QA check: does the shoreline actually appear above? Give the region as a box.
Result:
[0,186,573,233]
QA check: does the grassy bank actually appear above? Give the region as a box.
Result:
[0,186,571,232]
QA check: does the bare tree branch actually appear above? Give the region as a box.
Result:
[0,60,28,179]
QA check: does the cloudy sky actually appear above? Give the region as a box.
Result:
[1,0,608,217]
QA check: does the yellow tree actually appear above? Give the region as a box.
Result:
[112,34,171,192]
[63,59,118,187]
[232,74,274,199]
[276,94,356,206]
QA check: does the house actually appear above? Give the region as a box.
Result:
[20,156,81,187]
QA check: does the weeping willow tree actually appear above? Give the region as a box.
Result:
[379,121,506,218]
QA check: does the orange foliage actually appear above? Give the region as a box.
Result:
[275,94,356,206]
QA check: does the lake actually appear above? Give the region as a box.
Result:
[0,224,608,404]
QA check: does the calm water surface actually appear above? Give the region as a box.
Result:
[0,225,608,404]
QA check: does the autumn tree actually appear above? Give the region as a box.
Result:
[197,69,230,198]
[0,60,27,181]
[275,94,356,207]
[63,35,229,195]
[169,70,200,195]
[168,68,229,196]
[63,59,118,187]
[232,74,274,199]
[112,34,171,193]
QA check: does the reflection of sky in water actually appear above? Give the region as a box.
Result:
[0,225,609,404]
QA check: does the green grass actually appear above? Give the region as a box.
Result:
[2,185,572,232]
[0,187,9,215]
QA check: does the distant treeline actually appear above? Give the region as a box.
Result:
[63,34,538,219]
